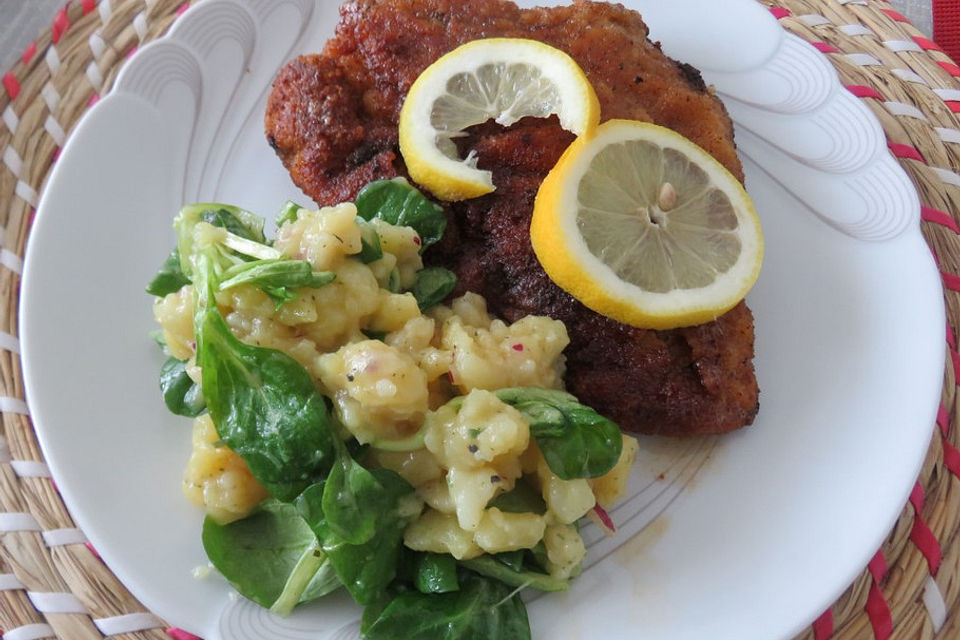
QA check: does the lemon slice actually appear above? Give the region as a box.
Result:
[399,38,600,201]
[531,119,763,329]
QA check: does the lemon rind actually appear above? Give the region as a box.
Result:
[531,119,764,330]
[399,38,600,202]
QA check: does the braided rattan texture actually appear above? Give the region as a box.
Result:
[0,3,186,638]
[756,3,960,638]
[0,0,958,638]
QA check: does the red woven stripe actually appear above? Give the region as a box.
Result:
[907,480,943,575]
[945,101,960,114]
[866,582,893,640]
[85,541,101,560]
[813,42,841,54]
[82,0,96,14]
[813,609,834,640]
[943,438,960,478]
[951,345,960,382]
[888,141,925,162]
[2,72,20,101]
[910,514,943,574]
[938,403,950,436]
[847,84,883,99]
[769,7,791,19]
[915,36,945,52]
[176,2,191,16]
[52,6,71,44]
[938,60,960,76]
[948,321,960,381]
[942,270,960,292]
[910,481,924,512]
[922,206,960,233]
[868,551,888,582]
[166,628,202,640]
[880,8,909,21]
[22,40,36,65]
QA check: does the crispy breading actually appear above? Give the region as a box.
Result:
[265,0,759,435]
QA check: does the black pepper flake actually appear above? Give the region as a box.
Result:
[468,444,479,454]
[490,475,501,483]
[346,374,355,382]
[634,75,643,83]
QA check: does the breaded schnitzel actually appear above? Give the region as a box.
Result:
[265,0,759,436]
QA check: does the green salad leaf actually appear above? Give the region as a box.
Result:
[412,267,457,310]
[355,178,446,251]
[492,550,525,572]
[192,251,337,501]
[219,259,335,309]
[296,469,416,605]
[322,445,406,545]
[201,500,340,614]
[442,388,622,480]
[413,553,460,594]
[357,219,384,264]
[146,248,190,297]
[385,267,402,293]
[493,388,622,480]
[219,259,334,292]
[487,478,546,515]
[158,356,205,417]
[199,204,266,243]
[276,200,303,228]
[459,555,568,592]
[175,203,279,278]
[361,574,531,640]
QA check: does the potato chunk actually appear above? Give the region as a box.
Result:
[274,202,362,270]
[404,509,483,560]
[538,456,596,525]
[318,339,429,444]
[425,389,529,470]
[543,524,586,580]
[182,415,268,524]
[437,294,569,392]
[473,508,546,553]
[589,434,639,506]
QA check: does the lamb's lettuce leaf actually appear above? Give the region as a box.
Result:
[355,179,446,251]
[201,500,340,614]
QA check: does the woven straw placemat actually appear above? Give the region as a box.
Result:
[0,0,958,639]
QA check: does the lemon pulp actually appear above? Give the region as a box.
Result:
[531,119,763,329]
[399,38,600,201]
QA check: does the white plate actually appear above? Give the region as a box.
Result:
[19,1,945,639]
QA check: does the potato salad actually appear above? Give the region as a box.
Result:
[147,178,637,639]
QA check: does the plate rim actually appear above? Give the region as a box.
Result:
[16,1,948,638]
